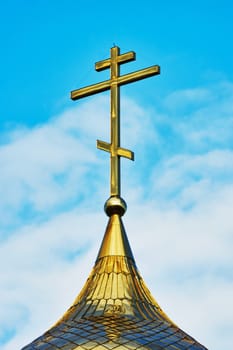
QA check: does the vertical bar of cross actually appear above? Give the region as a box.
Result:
[110,46,120,197]
[71,46,160,201]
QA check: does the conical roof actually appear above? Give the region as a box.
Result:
[22,202,207,350]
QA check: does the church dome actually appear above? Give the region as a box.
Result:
[22,210,207,350]
[22,46,207,350]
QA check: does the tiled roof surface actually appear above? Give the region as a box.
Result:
[22,214,207,350]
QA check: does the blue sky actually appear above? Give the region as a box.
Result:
[1,1,233,349]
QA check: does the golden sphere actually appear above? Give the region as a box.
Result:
[104,196,127,216]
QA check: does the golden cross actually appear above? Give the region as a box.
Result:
[71,46,160,198]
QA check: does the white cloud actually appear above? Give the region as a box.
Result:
[2,183,233,349]
[0,99,110,231]
[126,186,233,349]
[0,209,104,350]
[0,95,156,231]
[149,149,233,209]
[1,82,233,350]
[164,87,212,111]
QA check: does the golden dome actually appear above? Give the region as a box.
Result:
[22,206,207,349]
[22,46,207,349]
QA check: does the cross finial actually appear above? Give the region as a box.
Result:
[71,46,160,215]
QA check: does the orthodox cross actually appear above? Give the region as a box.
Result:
[71,46,160,198]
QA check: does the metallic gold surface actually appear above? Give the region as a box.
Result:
[71,46,159,197]
[96,214,134,260]
[22,47,207,350]
[104,196,127,217]
[23,213,207,349]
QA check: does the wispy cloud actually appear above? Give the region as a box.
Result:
[1,81,233,349]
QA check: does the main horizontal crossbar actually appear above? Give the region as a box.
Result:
[71,65,160,100]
